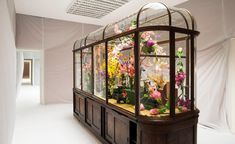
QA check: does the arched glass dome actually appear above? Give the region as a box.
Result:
[86,27,105,45]
[104,13,137,39]
[137,3,195,30]
[77,3,196,47]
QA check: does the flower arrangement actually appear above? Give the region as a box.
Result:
[107,34,136,104]
[82,49,92,92]
[175,47,191,112]
[140,31,157,54]
[109,20,191,115]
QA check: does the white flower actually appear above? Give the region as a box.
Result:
[178,47,183,52]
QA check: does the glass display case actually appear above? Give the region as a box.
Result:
[73,2,199,118]
[73,3,199,144]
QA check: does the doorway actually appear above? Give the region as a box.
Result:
[16,50,42,104]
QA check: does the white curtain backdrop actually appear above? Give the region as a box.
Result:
[179,0,235,132]
[16,51,24,97]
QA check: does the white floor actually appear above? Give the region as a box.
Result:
[13,86,235,144]
[13,86,101,144]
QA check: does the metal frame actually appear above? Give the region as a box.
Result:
[73,3,199,119]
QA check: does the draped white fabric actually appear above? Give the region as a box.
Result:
[179,0,235,132]
[0,0,16,143]
[16,51,24,97]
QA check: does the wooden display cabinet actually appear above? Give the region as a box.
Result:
[73,2,199,144]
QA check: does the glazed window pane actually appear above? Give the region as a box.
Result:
[175,33,191,113]
[86,28,104,45]
[138,3,169,27]
[104,14,137,39]
[75,51,81,89]
[107,34,135,113]
[139,31,170,117]
[82,48,92,93]
[94,43,106,100]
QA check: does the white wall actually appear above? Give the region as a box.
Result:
[0,0,16,144]
[16,14,101,104]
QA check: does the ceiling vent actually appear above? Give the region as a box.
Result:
[67,0,131,18]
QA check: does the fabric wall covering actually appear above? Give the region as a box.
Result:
[16,14,101,104]
[0,0,16,144]
[178,0,235,132]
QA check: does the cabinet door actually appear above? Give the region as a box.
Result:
[75,94,85,120]
[86,99,92,125]
[105,109,130,144]
[79,96,85,119]
[86,99,102,135]
[92,101,102,135]
[75,94,80,114]
[105,109,115,143]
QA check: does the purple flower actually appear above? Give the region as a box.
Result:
[175,72,186,86]
[146,40,155,47]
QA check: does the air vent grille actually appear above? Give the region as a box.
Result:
[67,0,131,18]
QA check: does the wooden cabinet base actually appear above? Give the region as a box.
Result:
[137,112,199,144]
[73,91,199,144]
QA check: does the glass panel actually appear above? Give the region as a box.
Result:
[138,3,169,27]
[94,43,106,100]
[139,31,170,117]
[107,34,135,113]
[86,28,104,45]
[74,40,80,49]
[82,47,92,93]
[77,37,86,47]
[175,33,191,113]
[170,8,192,30]
[104,14,137,39]
[75,50,81,89]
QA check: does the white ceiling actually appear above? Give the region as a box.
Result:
[14,0,188,26]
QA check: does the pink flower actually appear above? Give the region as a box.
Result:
[181,106,188,112]
[175,72,186,86]
[140,103,145,111]
[114,24,122,34]
[150,90,161,100]
[130,56,135,65]
[119,64,127,74]
[141,31,154,39]
[150,108,158,115]
[128,64,135,77]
